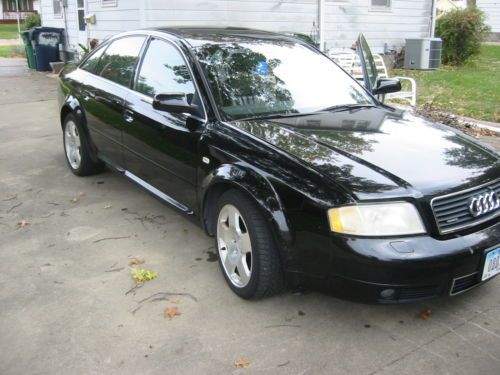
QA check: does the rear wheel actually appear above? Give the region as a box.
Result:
[215,189,284,299]
[63,113,102,176]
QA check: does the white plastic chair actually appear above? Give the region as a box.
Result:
[329,52,417,107]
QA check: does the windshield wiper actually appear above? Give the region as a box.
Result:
[318,103,375,112]
[236,111,320,122]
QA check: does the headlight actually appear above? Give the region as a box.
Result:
[328,202,426,236]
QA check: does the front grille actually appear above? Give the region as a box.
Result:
[450,273,479,295]
[399,286,438,301]
[431,180,500,234]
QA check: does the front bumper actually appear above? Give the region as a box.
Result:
[299,220,500,304]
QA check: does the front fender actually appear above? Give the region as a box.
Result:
[200,163,293,247]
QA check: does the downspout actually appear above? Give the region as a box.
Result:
[430,0,437,37]
[319,0,325,51]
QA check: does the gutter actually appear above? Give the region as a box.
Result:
[430,0,437,37]
[318,0,325,52]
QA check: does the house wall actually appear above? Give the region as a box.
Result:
[40,0,432,54]
[325,0,433,52]
[477,0,500,33]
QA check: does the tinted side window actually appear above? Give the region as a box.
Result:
[136,39,195,98]
[97,36,145,87]
[80,46,106,73]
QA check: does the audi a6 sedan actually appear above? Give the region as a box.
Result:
[58,27,500,303]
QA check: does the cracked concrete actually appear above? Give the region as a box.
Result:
[0,58,499,375]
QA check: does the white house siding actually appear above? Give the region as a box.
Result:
[40,0,432,54]
[478,0,500,33]
[325,0,433,52]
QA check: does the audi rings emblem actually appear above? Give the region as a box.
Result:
[468,191,500,217]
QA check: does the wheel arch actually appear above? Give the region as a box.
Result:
[200,164,293,247]
[60,96,98,163]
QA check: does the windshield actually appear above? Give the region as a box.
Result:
[193,40,373,121]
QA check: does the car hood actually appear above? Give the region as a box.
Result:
[232,107,499,200]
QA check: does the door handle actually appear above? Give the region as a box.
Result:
[123,109,134,124]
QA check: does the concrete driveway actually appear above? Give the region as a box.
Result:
[1,58,499,375]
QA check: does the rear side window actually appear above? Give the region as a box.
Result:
[96,36,146,87]
[80,46,106,73]
[136,38,195,98]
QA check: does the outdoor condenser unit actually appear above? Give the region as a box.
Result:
[404,38,442,70]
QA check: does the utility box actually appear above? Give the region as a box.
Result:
[404,38,442,70]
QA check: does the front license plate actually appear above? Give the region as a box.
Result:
[482,248,500,281]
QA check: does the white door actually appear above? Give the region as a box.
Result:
[76,0,88,49]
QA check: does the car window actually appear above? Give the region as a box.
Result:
[357,34,378,90]
[80,45,106,73]
[136,39,196,99]
[96,36,146,87]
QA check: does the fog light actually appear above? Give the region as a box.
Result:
[380,288,395,299]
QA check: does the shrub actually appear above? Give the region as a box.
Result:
[436,7,490,66]
[24,13,41,29]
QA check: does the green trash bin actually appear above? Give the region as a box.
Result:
[21,30,36,69]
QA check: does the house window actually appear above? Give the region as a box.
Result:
[53,0,62,17]
[101,0,118,7]
[371,0,392,10]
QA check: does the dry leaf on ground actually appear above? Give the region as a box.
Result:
[234,358,251,368]
[164,307,181,319]
[79,192,86,197]
[17,220,29,228]
[417,309,432,320]
[103,204,112,209]
[129,258,145,266]
[70,197,79,203]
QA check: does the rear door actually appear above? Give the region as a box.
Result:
[121,37,206,212]
[80,36,146,167]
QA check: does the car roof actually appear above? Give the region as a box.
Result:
[142,26,301,46]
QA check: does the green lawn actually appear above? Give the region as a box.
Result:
[0,45,25,58]
[392,45,500,123]
[0,24,25,39]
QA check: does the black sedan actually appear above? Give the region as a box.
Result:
[58,27,500,303]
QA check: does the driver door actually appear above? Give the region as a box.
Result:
[356,34,401,101]
[356,34,380,94]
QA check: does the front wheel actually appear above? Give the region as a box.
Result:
[215,190,284,299]
[63,113,102,176]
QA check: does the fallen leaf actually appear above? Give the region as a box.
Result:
[129,257,145,266]
[17,220,29,228]
[164,306,181,319]
[79,192,86,197]
[131,268,157,284]
[70,197,79,203]
[417,309,432,320]
[234,358,251,368]
[103,204,112,209]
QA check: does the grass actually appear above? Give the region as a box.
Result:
[0,23,25,39]
[391,45,500,123]
[0,45,25,58]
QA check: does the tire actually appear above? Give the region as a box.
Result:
[215,189,284,299]
[62,113,102,176]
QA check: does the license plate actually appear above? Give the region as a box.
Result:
[482,248,500,281]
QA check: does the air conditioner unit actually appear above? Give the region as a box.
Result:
[404,38,442,70]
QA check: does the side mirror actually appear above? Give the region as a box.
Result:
[152,93,200,116]
[372,78,402,96]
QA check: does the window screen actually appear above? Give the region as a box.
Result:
[371,0,391,7]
